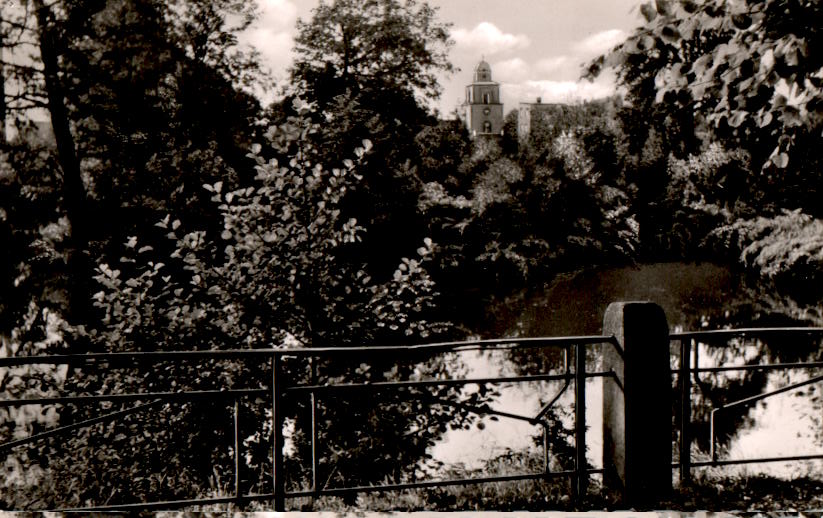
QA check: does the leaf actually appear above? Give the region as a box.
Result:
[680,0,698,14]
[660,25,680,43]
[731,13,751,30]
[654,0,673,16]
[728,110,747,128]
[772,152,789,168]
[640,2,657,22]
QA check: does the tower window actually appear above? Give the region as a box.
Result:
[483,121,492,133]
[483,93,490,104]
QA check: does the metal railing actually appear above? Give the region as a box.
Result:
[671,327,823,484]
[6,325,822,509]
[0,335,616,511]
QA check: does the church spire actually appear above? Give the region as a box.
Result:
[463,58,502,137]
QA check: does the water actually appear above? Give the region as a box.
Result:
[429,262,823,479]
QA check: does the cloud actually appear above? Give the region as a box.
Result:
[240,1,299,74]
[572,29,627,56]
[452,22,530,55]
[492,58,531,83]
[236,0,299,102]
[501,76,617,108]
[244,30,294,74]
[535,56,571,75]
[256,0,298,31]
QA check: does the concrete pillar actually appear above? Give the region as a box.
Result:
[602,301,672,506]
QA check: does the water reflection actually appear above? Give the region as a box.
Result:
[431,262,823,479]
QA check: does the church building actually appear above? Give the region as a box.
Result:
[462,59,503,137]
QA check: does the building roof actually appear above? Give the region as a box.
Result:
[473,59,493,83]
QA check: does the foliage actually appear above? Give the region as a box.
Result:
[651,143,750,256]
[0,109,493,508]
[414,119,472,188]
[291,0,453,108]
[590,0,823,176]
[285,0,456,278]
[709,209,823,302]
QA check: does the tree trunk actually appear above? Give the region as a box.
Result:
[33,0,93,322]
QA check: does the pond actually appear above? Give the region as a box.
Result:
[429,262,823,480]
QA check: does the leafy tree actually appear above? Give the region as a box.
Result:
[287,0,454,275]
[291,0,453,110]
[0,0,265,329]
[414,118,472,188]
[1,108,492,508]
[589,0,823,213]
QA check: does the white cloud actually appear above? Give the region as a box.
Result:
[491,55,579,85]
[238,0,299,99]
[256,0,298,31]
[535,56,571,76]
[572,29,627,56]
[501,76,617,108]
[241,0,299,71]
[492,58,531,83]
[245,30,294,74]
[452,22,530,55]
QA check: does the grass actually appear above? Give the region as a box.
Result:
[270,451,823,513]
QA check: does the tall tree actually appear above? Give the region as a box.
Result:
[288,0,454,275]
[291,0,453,110]
[0,0,265,328]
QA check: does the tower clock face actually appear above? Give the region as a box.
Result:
[483,107,490,115]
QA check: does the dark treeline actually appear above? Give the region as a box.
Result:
[1,0,822,509]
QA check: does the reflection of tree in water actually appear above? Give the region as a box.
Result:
[685,301,823,454]
[477,264,823,464]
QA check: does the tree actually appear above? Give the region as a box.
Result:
[0,0,265,328]
[291,0,453,110]
[2,107,494,508]
[588,0,823,211]
[287,0,455,276]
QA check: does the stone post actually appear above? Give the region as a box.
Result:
[602,301,672,505]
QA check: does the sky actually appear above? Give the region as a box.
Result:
[240,0,646,116]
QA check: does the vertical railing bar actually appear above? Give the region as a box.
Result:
[574,342,587,502]
[542,423,550,475]
[234,398,241,501]
[310,357,319,498]
[679,338,692,485]
[272,352,285,512]
[709,408,718,464]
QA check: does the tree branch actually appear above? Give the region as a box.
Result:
[1,61,45,74]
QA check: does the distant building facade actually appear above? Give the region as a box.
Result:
[517,97,565,142]
[462,60,503,138]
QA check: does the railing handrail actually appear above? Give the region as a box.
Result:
[0,334,615,367]
[671,327,823,340]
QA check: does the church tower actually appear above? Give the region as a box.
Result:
[463,59,503,137]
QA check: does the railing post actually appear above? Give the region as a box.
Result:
[679,338,692,486]
[234,399,241,501]
[602,301,671,506]
[574,342,587,502]
[272,353,286,512]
